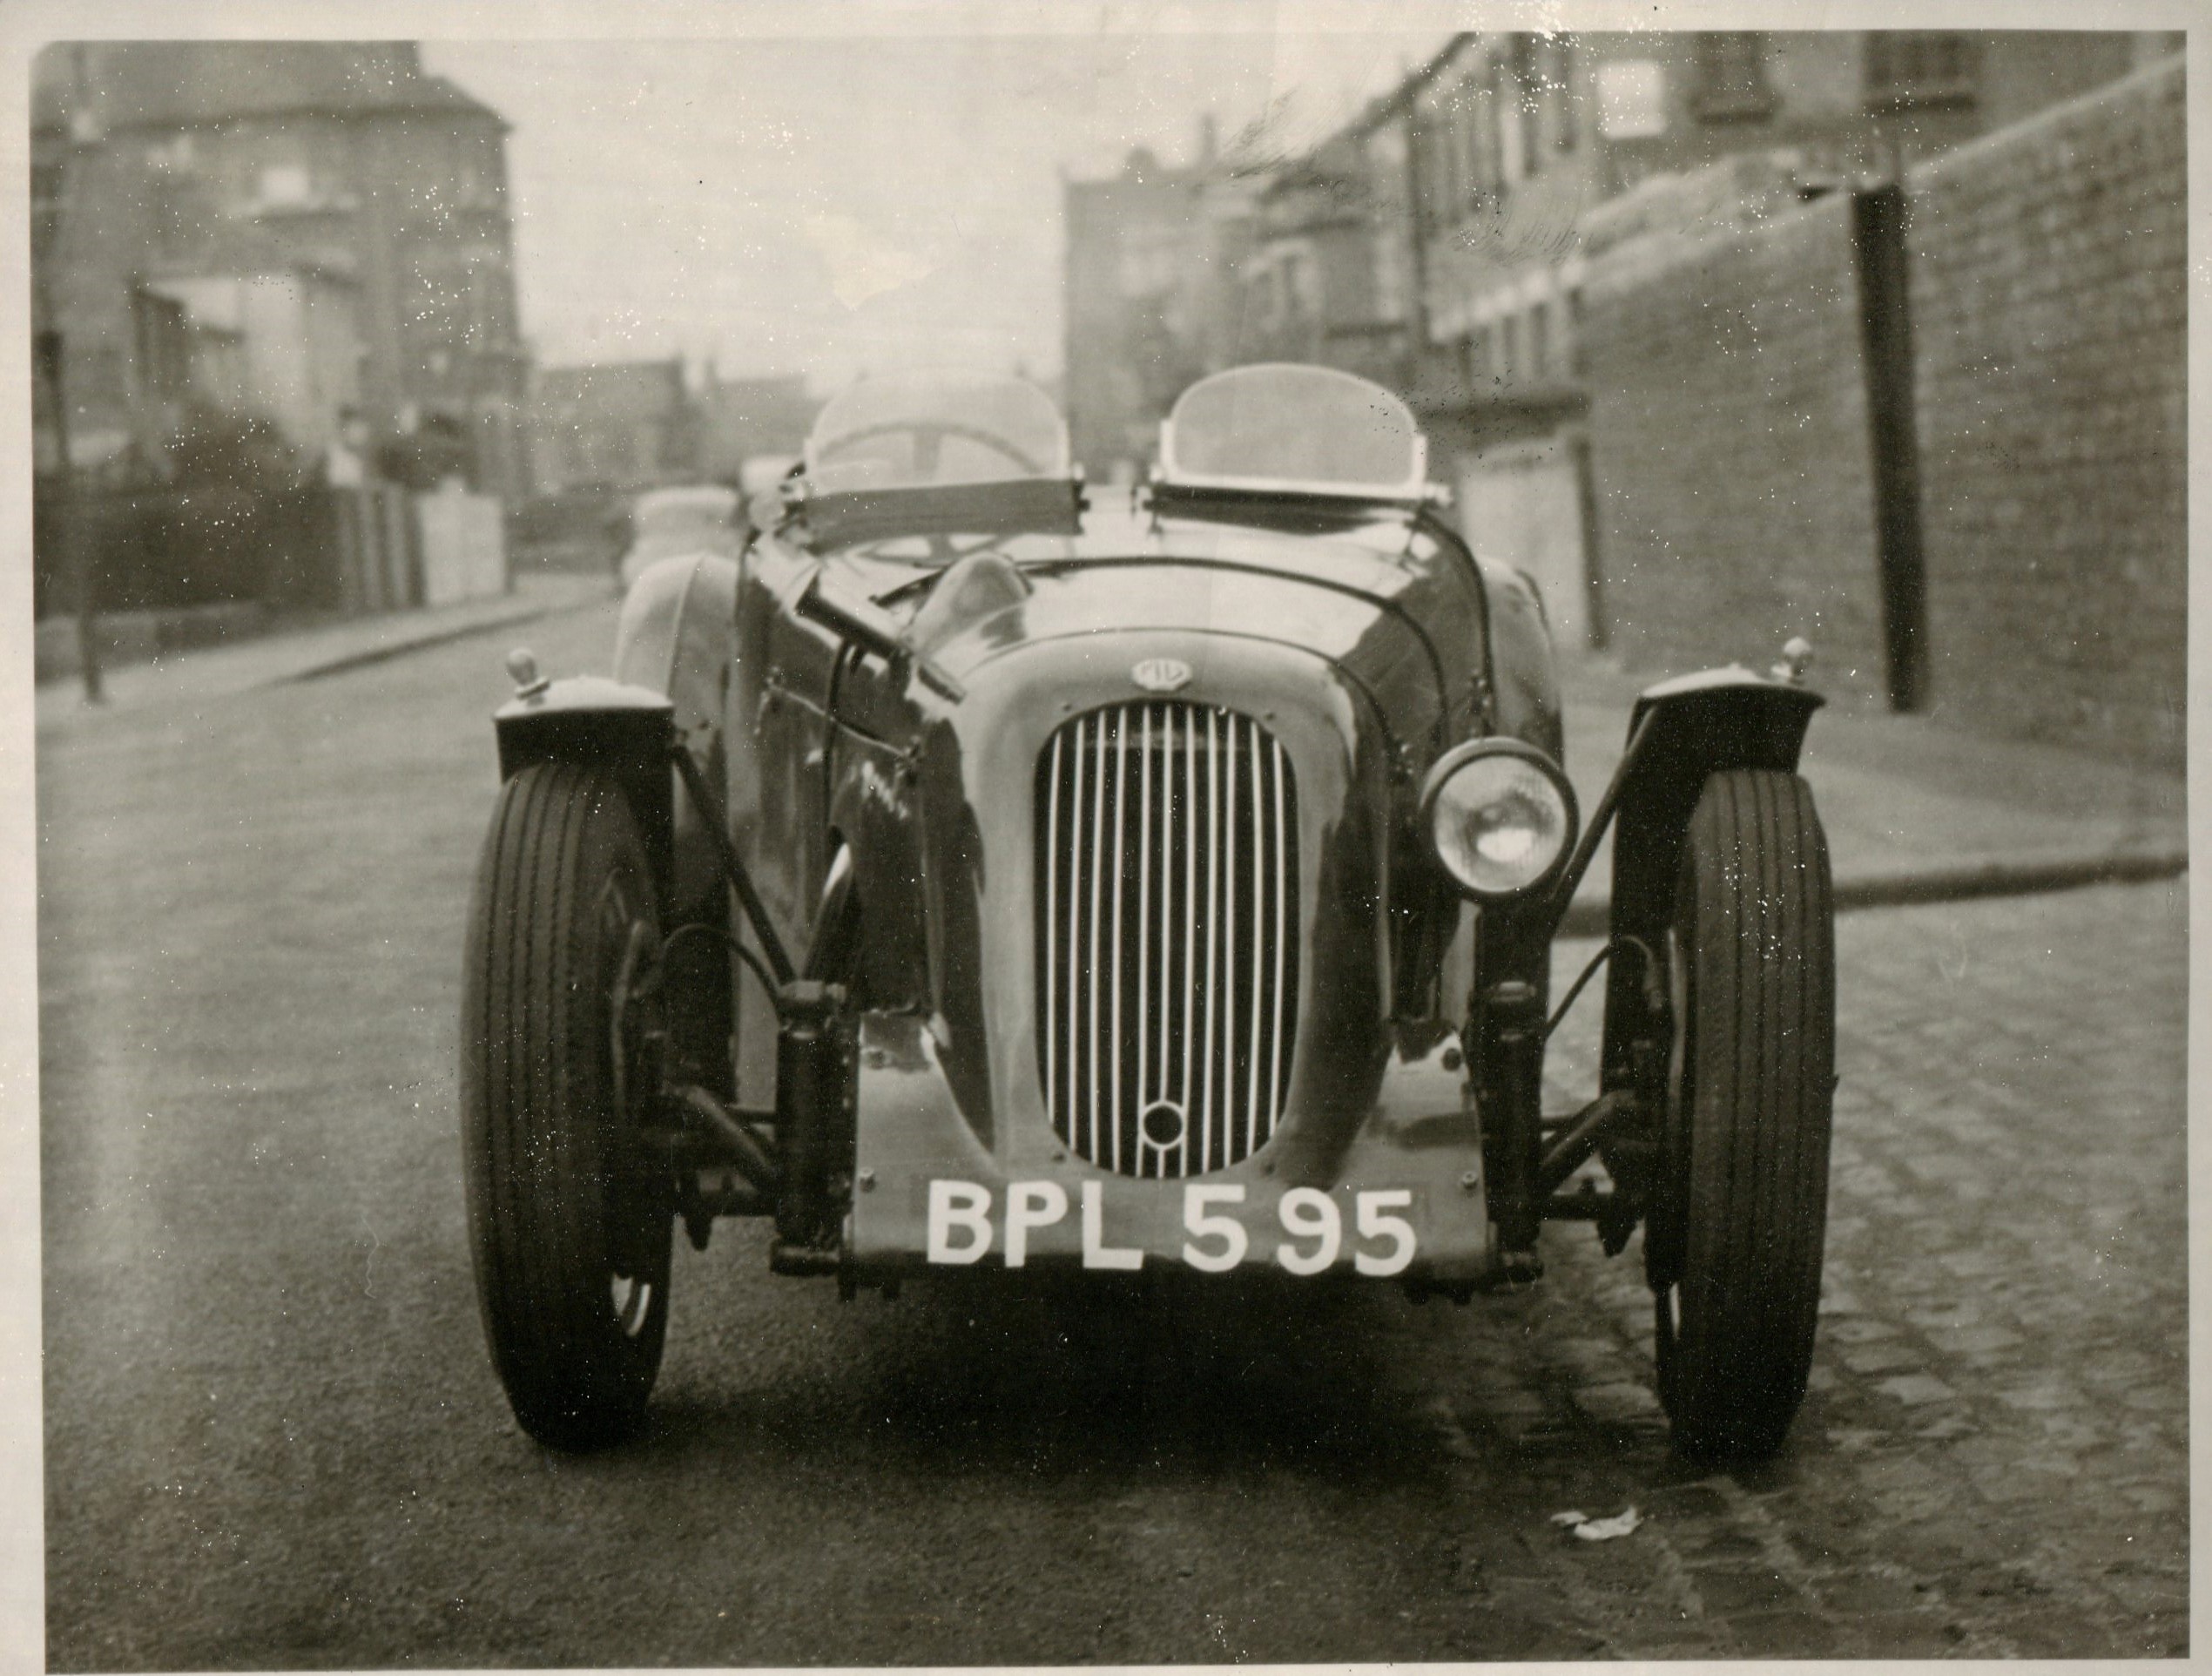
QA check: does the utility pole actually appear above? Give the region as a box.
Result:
[33,328,101,704]
[32,47,103,704]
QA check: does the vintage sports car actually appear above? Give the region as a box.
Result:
[462,364,1834,1462]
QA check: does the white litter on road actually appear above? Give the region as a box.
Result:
[1550,1507,1644,1541]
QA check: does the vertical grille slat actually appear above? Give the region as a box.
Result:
[1109,718,1128,1175]
[1270,735,1290,1125]
[1201,709,1220,1173]
[1086,713,1105,1165]
[1136,707,1151,1159]
[1035,701,1299,1178]
[1224,714,1241,1165]
[1181,707,1199,1169]
[1043,728,1062,1124]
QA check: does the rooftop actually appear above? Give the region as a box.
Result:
[33,42,505,136]
[536,359,691,418]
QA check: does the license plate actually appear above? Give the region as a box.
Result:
[921,1178,1418,1275]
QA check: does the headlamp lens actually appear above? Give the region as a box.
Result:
[1429,754,1573,897]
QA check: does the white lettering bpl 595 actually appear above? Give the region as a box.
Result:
[925,1179,1416,1275]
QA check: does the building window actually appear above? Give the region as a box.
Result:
[256,163,314,208]
[31,159,64,246]
[1540,37,1576,155]
[1595,60,1668,139]
[467,258,505,349]
[1372,225,1407,326]
[1440,86,1469,212]
[78,344,130,409]
[1526,304,1550,382]
[150,172,198,256]
[455,152,497,209]
[1495,57,1527,186]
[1367,123,1408,175]
[1465,77,1498,203]
[1865,33,1978,111]
[145,133,196,172]
[1505,36,1541,180]
[1691,33,1776,122]
[130,291,193,402]
[1412,115,1451,230]
[1116,230,1178,298]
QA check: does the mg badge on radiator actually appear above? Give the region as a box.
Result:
[1130,656,1192,693]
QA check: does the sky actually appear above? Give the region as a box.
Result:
[422,24,1454,392]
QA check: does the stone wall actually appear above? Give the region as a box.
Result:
[1579,193,1891,704]
[1575,57,2184,762]
[1905,57,2185,766]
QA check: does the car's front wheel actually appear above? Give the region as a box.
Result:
[461,761,674,1450]
[1646,768,1835,1464]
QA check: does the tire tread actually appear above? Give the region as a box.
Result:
[461,761,671,1450]
[1660,768,1835,1463]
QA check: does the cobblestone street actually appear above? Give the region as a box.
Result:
[1417,878,2189,1659]
[37,610,2188,1666]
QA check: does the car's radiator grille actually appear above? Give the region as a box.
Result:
[1035,702,1298,1178]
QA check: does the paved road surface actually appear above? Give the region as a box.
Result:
[38,601,2187,1666]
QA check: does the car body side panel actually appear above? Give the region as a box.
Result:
[726,537,855,1105]
[728,537,843,951]
[822,720,930,1014]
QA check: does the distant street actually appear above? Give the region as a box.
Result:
[38,600,2187,1667]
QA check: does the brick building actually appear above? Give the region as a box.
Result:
[1062,124,1269,478]
[1395,30,2182,653]
[1237,95,1426,389]
[1095,32,2175,653]
[32,41,530,498]
[529,362,821,497]
[133,266,364,455]
[1408,29,2177,403]
[695,372,818,483]
[530,358,700,493]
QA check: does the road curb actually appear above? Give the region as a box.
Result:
[1557,844,2188,937]
[276,592,604,686]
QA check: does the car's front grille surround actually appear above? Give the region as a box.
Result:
[1035,701,1299,1178]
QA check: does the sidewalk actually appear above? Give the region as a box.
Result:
[1554,652,2187,935]
[32,571,610,734]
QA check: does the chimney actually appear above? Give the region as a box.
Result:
[1198,112,1219,166]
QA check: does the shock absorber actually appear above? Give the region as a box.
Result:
[1477,974,1547,1272]
[771,979,854,1267]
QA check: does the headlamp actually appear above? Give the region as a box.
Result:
[1418,740,1578,901]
